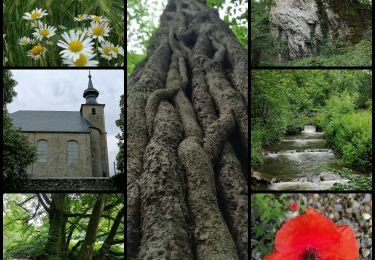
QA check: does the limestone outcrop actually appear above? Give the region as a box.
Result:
[270,0,371,60]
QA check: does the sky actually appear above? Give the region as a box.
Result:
[127,0,248,53]
[8,69,124,176]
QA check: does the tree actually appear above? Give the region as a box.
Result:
[39,194,67,260]
[127,0,248,259]
[3,193,124,260]
[79,194,108,260]
[115,95,124,174]
[3,70,36,185]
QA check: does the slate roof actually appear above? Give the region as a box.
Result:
[9,111,91,133]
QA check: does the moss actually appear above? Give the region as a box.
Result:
[315,0,329,40]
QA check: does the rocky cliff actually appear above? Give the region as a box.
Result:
[270,0,371,60]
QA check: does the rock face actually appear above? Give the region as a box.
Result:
[270,0,371,60]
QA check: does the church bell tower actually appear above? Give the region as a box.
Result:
[80,71,109,177]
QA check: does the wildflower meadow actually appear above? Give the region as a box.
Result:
[3,0,124,67]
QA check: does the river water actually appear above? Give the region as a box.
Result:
[253,125,350,190]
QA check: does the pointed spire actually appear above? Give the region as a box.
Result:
[83,71,99,104]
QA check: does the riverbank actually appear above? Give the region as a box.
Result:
[251,125,371,191]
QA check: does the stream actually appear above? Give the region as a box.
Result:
[252,125,351,190]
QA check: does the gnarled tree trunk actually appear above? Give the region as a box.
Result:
[127,0,248,259]
[41,193,67,260]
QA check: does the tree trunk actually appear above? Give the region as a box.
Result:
[78,194,108,260]
[42,194,67,260]
[93,207,124,260]
[127,0,248,259]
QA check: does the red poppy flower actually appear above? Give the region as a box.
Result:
[290,202,298,211]
[264,208,359,260]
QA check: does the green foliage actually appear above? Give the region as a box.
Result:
[325,111,372,173]
[3,194,124,259]
[251,194,307,257]
[115,95,124,174]
[8,236,48,259]
[284,36,372,66]
[3,0,124,67]
[251,0,275,60]
[330,167,372,191]
[317,88,372,173]
[3,71,37,183]
[251,70,372,171]
[127,51,146,78]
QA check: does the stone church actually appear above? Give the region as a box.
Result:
[9,72,109,177]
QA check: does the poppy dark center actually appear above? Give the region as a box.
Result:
[302,248,320,260]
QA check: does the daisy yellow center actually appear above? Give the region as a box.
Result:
[21,39,28,44]
[74,54,88,66]
[103,47,111,55]
[69,40,83,52]
[93,16,100,21]
[31,12,41,19]
[111,46,119,53]
[79,16,84,20]
[93,27,104,36]
[31,45,44,56]
[40,29,49,37]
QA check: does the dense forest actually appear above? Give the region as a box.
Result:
[251,70,372,190]
[251,0,372,66]
[3,193,124,260]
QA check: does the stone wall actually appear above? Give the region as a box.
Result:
[24,132,93,177]
[5,177,124,191]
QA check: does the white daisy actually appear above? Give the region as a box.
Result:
[57,30,95,62]
[33,24,57,41]
[30,20,44,28]
[77,28,90,38]
[90,15,103,22]
[110,44,124,58]
[98,41,113,60]
[18,36,31,45]
[23,8,48,20]
[62,53,99,67]
[74,14,88,22]
[27,44,47,60]
[88,21,111,42]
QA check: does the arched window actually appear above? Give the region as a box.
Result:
[37,140,48,163]
[67,140,78,164]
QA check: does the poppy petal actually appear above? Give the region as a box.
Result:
[319,225,359,260]
[264,250,301,260]
[275,208,340,254]
[264,251,283,260]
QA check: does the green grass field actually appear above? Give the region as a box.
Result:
[3,0,124,67]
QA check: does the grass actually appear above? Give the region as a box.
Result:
[3,0,124,67]
[260,38,372,67]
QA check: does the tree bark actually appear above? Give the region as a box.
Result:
[78,194,108,260]
[127,0,248,259]
[41,193,67,260]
